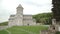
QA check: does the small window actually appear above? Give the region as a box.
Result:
[53,27,55,30]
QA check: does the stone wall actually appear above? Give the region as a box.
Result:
[40,30,49,34]
[40,30,56,34]
[0,26,8,30]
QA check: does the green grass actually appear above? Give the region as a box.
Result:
[0,30,9,34]
[7,26,48,34]
[0,25,48,34]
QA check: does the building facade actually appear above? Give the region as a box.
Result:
[8,4,36,26]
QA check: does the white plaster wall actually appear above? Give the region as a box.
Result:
[8,20,15,27]
[23,19,36,26]
[23,15,32,19]
[15,14,23,26]
[58,26,60,31]
[8,16,16,27]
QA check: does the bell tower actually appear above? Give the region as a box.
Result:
[16,4,23,16]
[15,4,23,26]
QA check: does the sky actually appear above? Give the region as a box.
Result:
[0,0,52,23]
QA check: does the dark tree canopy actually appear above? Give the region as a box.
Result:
[52,0,60,22]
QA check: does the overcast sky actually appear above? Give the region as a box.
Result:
[0,0,52,23]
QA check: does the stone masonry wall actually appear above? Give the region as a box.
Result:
[0,26,8,30]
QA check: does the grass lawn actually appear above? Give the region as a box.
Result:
[0,30,9,34]
[0,25,48,34]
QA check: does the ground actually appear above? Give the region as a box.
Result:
[0,30,9,34]
[0,25,48,34]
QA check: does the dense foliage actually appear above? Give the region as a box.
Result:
[0,21,8,26]
[33,13,53,25]
[56,31,60,34]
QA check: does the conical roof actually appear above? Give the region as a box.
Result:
[17,4,23,9]
[18,4,22,7]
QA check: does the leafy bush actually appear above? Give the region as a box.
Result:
[33,13,53,25]
[56,31,60,34]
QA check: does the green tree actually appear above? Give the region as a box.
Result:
[33,12,53,25]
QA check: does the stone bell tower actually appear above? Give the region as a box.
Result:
[15,4,23,26]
